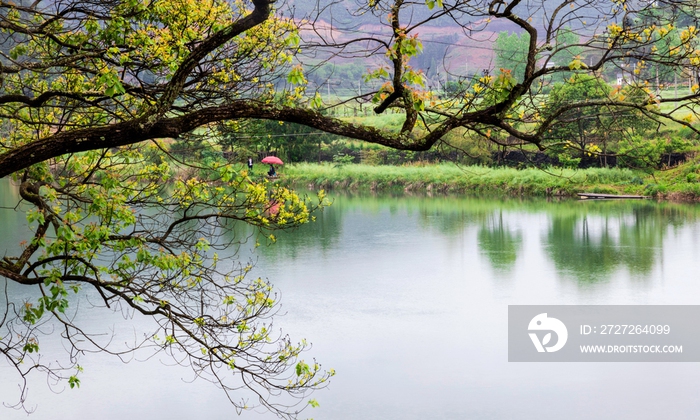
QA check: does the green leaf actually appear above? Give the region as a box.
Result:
[311,92,323,109]
[413,97,425,111]
[285,33,301,47]
[99,72,126,97]
[287,66,306,85]
[9,44,28,60]
[296,361,310,376]
[568,58,587,70]
[23,341,39,353]
[68,375,80,389]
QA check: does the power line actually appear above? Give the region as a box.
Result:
[232,131,332,139]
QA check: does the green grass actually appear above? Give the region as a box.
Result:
[282,163,648,197]
[342,113,406,131]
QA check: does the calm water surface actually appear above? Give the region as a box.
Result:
[3,181,700,419]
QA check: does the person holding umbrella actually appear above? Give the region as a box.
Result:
[261,156,283,178]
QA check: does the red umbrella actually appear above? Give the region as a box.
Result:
[261,156,284,165]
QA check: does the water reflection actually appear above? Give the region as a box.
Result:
[253,195,344,262]
[0,180,36,329]
[477,211,522,271]
[4,180,700,419]
[5,175,695,287]
[263,191,700,284]
[544,203,679,283]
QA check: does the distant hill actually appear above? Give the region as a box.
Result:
[291,0,609,88]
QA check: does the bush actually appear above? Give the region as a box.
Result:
[360,149,385,165]
[332,153,356,167]
[557,153,581,169]
[617,136,692,171]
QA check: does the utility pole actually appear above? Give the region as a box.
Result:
[357,80,363,114]
[656,66,660,97]
[674,72,677,99]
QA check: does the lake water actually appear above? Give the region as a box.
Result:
[3,181,700,419]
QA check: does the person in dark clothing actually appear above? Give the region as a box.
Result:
[267,165,276,177]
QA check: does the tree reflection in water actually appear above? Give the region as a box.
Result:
[478,210,522,272]
[545,204,670,283]
[248,190,699,285]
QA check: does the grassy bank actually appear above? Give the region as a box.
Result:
[282,163,652,197]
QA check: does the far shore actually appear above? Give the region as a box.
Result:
[274,162,700,202]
